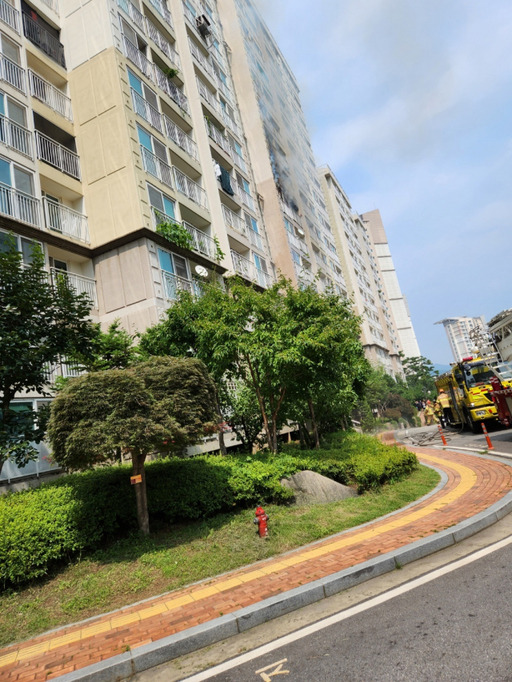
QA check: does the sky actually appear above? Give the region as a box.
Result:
[255,0,512,365]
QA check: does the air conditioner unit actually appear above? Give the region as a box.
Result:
[196,14,211,38]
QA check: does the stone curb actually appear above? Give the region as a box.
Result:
[58,456,512,682]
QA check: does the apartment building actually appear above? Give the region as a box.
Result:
[217,0,347,296]
[319,168,404,378]
[436,316,487,363]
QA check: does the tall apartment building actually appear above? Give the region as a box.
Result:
[361,209,421,360]
[319,168,404,377]
[217,0,347,295]
[436,316,487,362]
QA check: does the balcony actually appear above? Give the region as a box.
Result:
[123,35,154,79]
[188,37,215,79]
[205,117,230,155]
[35,131,81,180]
[182,220,217,260]
[173,167,207,209]
[117,0,146,29]
[140,145,173,189]
[231,149,246,173]
[22,13,65,68]
[146,0,173,28]
[163,114,197,159]
[154,65,188,113]
[43,198,89,243]
[222,204,247,238]
[248,228,263,251]
[29,71,73,121]
[235,183,255,211]
[230,250,273,288]
[148,21,180,68]
[0,54,25,93]
[50,268,97,307]
[161,270,201,300]
[0,183,40,227]
[0,115,32,158]
[131,88,163,133]
[0,0,19,33]
[196,76,219,113]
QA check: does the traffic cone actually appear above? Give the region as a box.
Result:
[481,422,494,450]
[437,424,448,446]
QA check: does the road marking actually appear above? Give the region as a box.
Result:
[183,534,512,681]
[255,658,289,680]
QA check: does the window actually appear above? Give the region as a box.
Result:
[138,125,167,161]
[0,33,20,64]
[120,18,146,52]
[158,248,188,279]
[128,69,158,110]
[0,229,40,263]
[148,183,175,222]
[244,212,258,233]
[291,249,301,266]
[253,253,267,273]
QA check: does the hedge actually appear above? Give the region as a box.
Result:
[0,434,417,587]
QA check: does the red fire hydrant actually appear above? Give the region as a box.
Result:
[254,506,269,538]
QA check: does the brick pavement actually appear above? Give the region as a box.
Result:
[2,446,512,681]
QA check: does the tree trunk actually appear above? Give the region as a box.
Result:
[215,395,227,456]
[308,398,320,449]
[131,450,149,535]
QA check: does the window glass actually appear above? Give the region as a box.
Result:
[13,167,33,195]
[0,157,10,186]
[173,254,188,279]
[8,100,25,126]
[152,138,167,162]
[21,237,38,264]
[158,248,173,273]
[1,35,19,64]
[163,195,175,218]
[137,125,152,150]
[128,69,143,95]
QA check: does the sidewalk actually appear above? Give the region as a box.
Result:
[2,446,512,681]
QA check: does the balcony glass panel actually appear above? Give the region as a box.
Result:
[154,66,188,113]
[162,270,201,300]
[222,204,247,237]
[147,0,173,28]
[147,21,180,68]
[0,183,40,226]
[29,71,72,121]
[35,131,80,180]
[205,117,230,155]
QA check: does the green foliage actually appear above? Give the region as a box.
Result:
[213,235,225,262]
[0,432,417,587]
[68,320,142,373]
[156,220,194,250]
[400,355,438,401]
[0,235,95,473]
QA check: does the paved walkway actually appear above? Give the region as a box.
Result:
[2,446,512,681]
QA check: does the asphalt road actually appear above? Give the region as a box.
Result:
[194,539,512,682]
[400,423,512,457]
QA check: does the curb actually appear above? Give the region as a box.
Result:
[58,455,512,681]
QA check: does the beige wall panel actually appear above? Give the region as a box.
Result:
[118,243,148,306]
[62,0,114,69]
[96,254,126,314]
[70,52,120,126]
[98,109,130,176]
[80,120,107,183]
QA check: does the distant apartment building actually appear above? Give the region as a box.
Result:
[361,209,420,360]
[319,168,404,377]
[436,316,487,362]
[488,309,512,363]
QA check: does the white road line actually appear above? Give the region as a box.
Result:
[183,534,512,681]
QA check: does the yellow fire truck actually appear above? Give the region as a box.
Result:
[435,357,511,432]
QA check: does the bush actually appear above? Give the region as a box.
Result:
[0,432,417,587]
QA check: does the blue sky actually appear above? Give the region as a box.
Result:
[256,0,512,365]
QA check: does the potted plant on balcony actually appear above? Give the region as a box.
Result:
[157,219,195,250]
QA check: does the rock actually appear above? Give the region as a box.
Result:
[280,470,358,505]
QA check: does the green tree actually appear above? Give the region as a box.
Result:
[47,357,217,534]
[401,355,437,401]
[0,236,94,476]
[69,320,142,372]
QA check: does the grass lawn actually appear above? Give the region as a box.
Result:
[0,464,439,647]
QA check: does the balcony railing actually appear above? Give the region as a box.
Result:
[249,228,263,251]
[35,132,81,180]
[221,110,241,138]
[50,268,97,307]
[22,13,65,68]
[0,183,40,227]
[188,37,215,79]
[117,0,145,29]
[0,0,19,33]
[147,0,173,28]
[43,198,89,243]
[182,220,217,260]
[0,54,25,93]
[235,183,255,211]
[29,70,73,121]
[131,88,163,134]
[140,145,173,189]
[148,21,180,68]
[39,0,59,13]
[173,167,207,209]
[123,35,154,79]
[222,204,247,238]
[231,150,246,173]
[0,115,32,158]
[163,114,197,159]
[154,65,189,113]
[196,76,219,112]
[205,117,230,155]
[161,270,201,300]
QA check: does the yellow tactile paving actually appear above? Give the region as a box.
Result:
[0,450,483,668]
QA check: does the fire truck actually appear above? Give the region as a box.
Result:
[488,363,512,427]
[435,357,512,432]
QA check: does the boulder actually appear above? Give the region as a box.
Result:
[280,470,357,505]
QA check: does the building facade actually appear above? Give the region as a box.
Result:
[436,316,487,362]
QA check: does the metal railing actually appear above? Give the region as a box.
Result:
[39,0,59,13]
[188,37,215,79]
[173,167,208,209]
[0,0,19,33]
[140,145,173,189]
[42,198,89,243]
[196,76,219,112]
[222,204,247,237]
[22,13,65,68]
[117,0,145,29]
[148,21,180,68]
[29,70,73,121]
[161,270,201,300]
[0,54,25,93]
[123,35,154,79]
[249,228,263,251]
[163,114,197,159]
[221,110,241,138]
[0,183,40,227]
[0,115,32,157]
[147,0,173,28]
[235,183,255,211]
[182,1,196,26]
[182,220,217,260]
[50,268,97,307]
[205,117,230,155]
[154,65,189,113]
[231,150,246,173]
[131,88,163,133]
[35,132,81,180]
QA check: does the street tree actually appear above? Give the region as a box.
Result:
[47,356,217,534]
[68,320,142,373]
[0,236,94,476]
[401,355,438,401]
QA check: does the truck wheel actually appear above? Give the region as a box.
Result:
[463,409,479,434]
